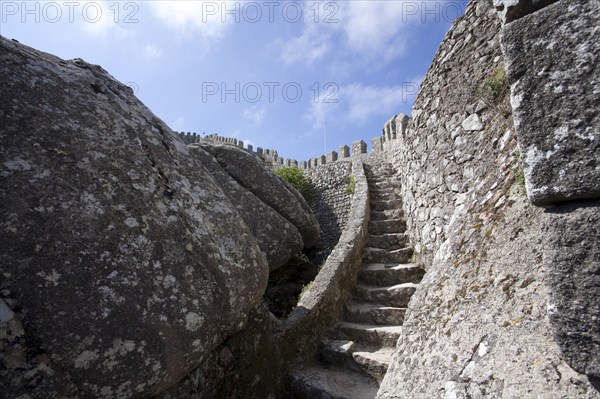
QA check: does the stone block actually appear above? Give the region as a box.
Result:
[502,0,600,205]
[247,144,253,152]
[352,140,367,156]
[301,161,307,169]
[256,147,263,157]
[372,137,383,153]
[339,145,350,158]
[238,140,244,148]
[320,155,326,165]
[493,0,559,24]
[396,113,410,136]
[327,151,338,163]
[545,201,600,381]
[384,115,396,141]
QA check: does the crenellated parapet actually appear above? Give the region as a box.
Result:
[175,117,414,171]
[175,130,390,172]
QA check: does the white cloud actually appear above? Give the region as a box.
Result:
[343,83,417,124]
[272,0,434,67]
[148,1,245,42]
[304,90,340,131]
[143,43,162,58]
[274,23,330,66]
[242,106,266,125]
[73,1,132,39]
[337,0,417,61]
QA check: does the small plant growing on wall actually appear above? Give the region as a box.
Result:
[480,65,509,104]
[275,166,312,201]
[346,175,356,195]
[479,64,511,118]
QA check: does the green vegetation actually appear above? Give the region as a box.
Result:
[275,166,312,200]
[298,281,314,301]
[479,65,509,106]
[346,175,356,195]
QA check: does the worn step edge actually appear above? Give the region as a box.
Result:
[345,301,407,325]
[332,322,404,347]
[359,263,425,286]
[288,364,379,399]
[352,346,395,383]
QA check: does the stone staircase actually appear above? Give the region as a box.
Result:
[289,163,425,398]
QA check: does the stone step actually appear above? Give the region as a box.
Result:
[331,322,403,347]
[363,247,413,264]
[359,263,425,286]
[352,347,395,383]
[371,199,402,211]
[368,175,398,182]
[369,191,397,201]
[288,364,379,399]
[345,301,406,325]
[371,181,399,190]
[371,209,404,221]
[320,340,356,368]
[354,283,418,308]
[367,233,409,251]
[369,219,406,234]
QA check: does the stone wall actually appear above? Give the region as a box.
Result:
[305,161,353,252]
[276,159,370,367]
[382,0,510,268]
[375,0,599,398]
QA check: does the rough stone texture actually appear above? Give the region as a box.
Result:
[305,161,353,254]
[379,197,599,399]
[156,301,282,399]
[198,142,320,248]
[352,140,367,156]
[544,201,600,385]
[278,159,370,367]
[493,0,558,23]
[376,1,599,398]
[339,145,350,158]
[385,0,510,268]
[189,145,303,272]
[501,0,600,205]
[0,37,268,398]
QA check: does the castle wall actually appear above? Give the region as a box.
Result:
[305,161,353,252]
[377,1,599,398]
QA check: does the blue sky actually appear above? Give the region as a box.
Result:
[1,0,468,162]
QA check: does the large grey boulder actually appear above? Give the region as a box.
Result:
[0,37,268,398]
[501,0,600,205]
[199,142,320,248]
[544,201,600,383]
[189,145,303,271]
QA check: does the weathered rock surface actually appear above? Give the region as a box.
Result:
[199,142,320,248]
[189,145,303,271]
[376,0,600,398]
[156,301,282,399]
[545,201,600,384]
[501,0,600,205]
[493,0,558,23]
[0,37,269,398]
